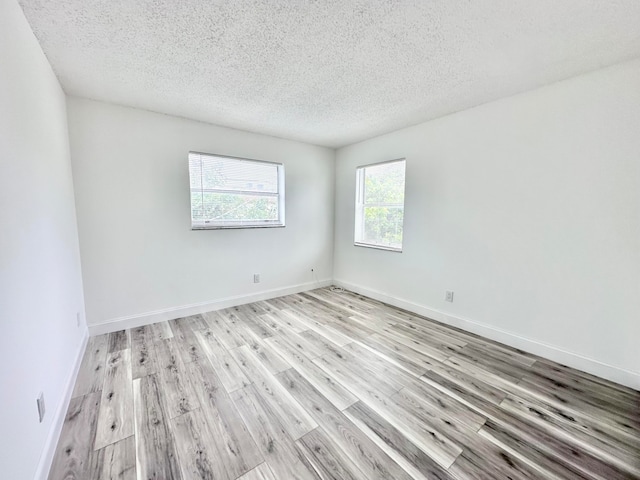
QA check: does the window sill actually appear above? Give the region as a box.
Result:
[192,224,285,230]
[354,242,402,252]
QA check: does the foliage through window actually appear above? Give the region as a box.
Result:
[354,159,406,251]
[189,152,285,229]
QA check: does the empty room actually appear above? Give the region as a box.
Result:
[1,0,639,479]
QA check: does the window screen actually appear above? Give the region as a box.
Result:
[354,159,406,251]
[189,152,285,229]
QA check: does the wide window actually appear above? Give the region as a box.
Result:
[354,159,406,251]
[189,152,285,229]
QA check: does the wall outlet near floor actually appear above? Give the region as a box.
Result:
[36,392,45,423]
[445,290,454,302]
[253,273,260,283]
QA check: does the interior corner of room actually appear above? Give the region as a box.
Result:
[2,0,639,478]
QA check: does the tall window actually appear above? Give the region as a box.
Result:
[354,159,406,251]
[189,152,285,229]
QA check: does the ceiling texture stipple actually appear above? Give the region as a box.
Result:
[17,0,640,148]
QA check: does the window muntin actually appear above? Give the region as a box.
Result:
[354,159,406,251]
[189,152,285,229]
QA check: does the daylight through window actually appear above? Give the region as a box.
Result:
[189,152,285,229]
[354,159,406,251]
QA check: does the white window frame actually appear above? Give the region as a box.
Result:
[354,158,406,252]
[189,152,285,230]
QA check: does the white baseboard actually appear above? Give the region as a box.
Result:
[35,328,89,480]
[88,280,333,336]
[334,279,640,390]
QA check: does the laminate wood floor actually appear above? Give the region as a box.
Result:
[49,287,640,479]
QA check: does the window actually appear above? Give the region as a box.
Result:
[189,152,285,229]
[354,159,406,251]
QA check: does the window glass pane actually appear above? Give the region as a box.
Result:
[354,159,406,250]
[189,160,203,189]
[362,206,404,248]
[193,192,278,222]
[364,161,405,204]
[189,152,284,229]
[199,155,279,193]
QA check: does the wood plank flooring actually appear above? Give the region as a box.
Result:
[49,287,640,479]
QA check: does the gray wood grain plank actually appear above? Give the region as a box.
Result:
[389,323,464,357]
[478,421,616,480]
[285,310,353,347]
[302,290,375,317]
[202,310,247,349]
[168,317,205,364]
[240,324,291,374]
[448,434,544,480]
[343,401,453,480]
[279,308,318,332]
[233,307,274,339]
[442,355,523,396]
[517,373,639,427]
[357,386,463,469]
[399,377,487,430]
[535,357,640,398]
[48,392,101,480]
[500,393,640,476]
[427,361,508,406]
[259,311,307,334]
[340,342,421,389]
[354,333,436,376]
[391,320,468,349]
[273,326,329,359]
[196,329,251,392]
[130,325,158,379]
[231,385,321,480]
[277,368,413,480]
[420,368,637,479]
[132,375,182,480]
[234,301,270,316]
[89,435,136,480]
[153,338,200,418]
[72,334,109,398]
[172,409,237,480]
[297,428,365,480]
[453,345,532,381]
[229,345,318,439]
[149,320,174,342]
[375,325,450,362]
[180,313,208,331]
[94,349,134,450]
[108,330,131,353]
[266,336,357,410]
[298,330,349,358]
[313,349,401,400]
[324,316,377,342]
[237,463,277,480]
[184,357,263,479]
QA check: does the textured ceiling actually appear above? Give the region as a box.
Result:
[18,0,640,148]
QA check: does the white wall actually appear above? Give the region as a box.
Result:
[67,98,335,332]
[0,1,88,478]
[334,59,640,388]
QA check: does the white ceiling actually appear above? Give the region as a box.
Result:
[18,0,640,148]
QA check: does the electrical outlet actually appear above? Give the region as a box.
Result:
[37,392,45,423]
[445,291,454,302]
[76,312,81,328]
[253,273,260,283]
